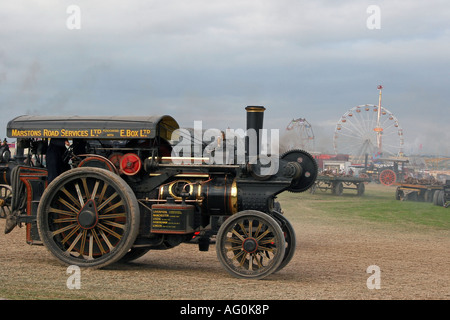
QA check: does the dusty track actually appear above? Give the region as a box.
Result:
[0,193,449,300]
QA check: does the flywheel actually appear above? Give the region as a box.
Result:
[281,149,318,193]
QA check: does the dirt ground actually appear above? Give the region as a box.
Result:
[0,195,449,300]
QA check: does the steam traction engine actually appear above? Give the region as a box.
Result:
[4,106,317,279]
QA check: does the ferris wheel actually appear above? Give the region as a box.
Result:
[279,118,315,153]
[333,86,404,163]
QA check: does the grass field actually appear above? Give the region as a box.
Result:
[278,183,450,230]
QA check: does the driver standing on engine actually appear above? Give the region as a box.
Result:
[46,138,70,183]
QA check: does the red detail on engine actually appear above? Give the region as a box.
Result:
[120,153,142,175]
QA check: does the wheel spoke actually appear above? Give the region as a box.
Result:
[98,213,126,220]
[97,183,108,205]
[252,253,263,269]
[66,231,83,253]
[101,200,124,214]
[91,180,100,200]
[102,220,126,230]
[258,238,275,245]
[52,223,78,236]
[239,252,248,267]
[254,221,263,238]
[225,237,242,245]
[57,197,79,214]
[99,229,115,251]
[227,245,243,252]
[49,206,76,216]
[53,217,77,223]
[75,183,85,207]
[88,233,94,260]
[232,249,246,262]
[97,222,122,240]
[61,187,82,210]
[61,225,81,244]
[92,229,106,255]
[81,178,90,200]
[231,229,245,242]
[257,245,274,252]
[238,222,248,237]
[256,229,270,241]
[97,192,119,212]
[79,229,87,257]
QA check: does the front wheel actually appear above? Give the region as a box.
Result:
[37,167,140,268]
[216,210,285,280]
[273,213,296,273]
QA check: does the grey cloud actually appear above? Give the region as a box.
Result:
[0,1,449,155]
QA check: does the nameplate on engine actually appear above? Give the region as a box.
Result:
[151,204,194,234]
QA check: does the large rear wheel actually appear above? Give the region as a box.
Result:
[37,167,140,268]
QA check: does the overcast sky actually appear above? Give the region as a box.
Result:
[1,0,449,156]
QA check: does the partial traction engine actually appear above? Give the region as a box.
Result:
[3,105,318,280]
[142,106,318,239]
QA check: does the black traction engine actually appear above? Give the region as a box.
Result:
[3,106,317,279]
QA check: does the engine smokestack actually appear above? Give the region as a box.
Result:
[245,106,266,156]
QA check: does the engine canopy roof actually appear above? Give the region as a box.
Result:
[7,115,179,140]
